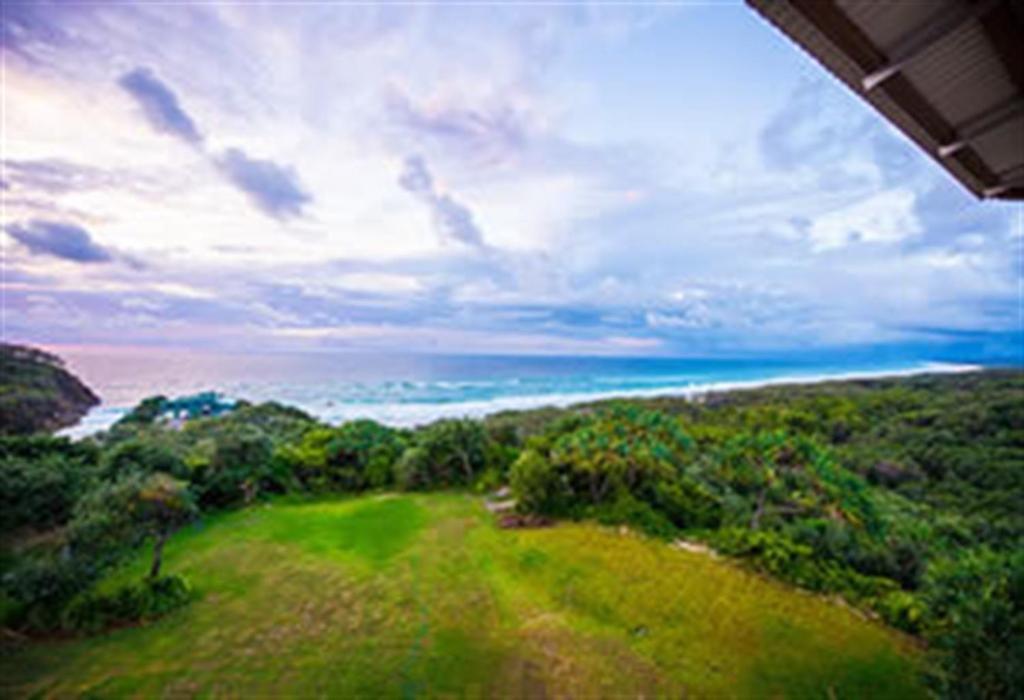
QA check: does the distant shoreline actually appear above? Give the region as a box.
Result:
[61,361,985,439]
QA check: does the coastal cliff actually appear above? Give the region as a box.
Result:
[0,343,99,435]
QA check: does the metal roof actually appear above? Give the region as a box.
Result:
[748,0,1024,200]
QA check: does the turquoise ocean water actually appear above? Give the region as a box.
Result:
[56,348,982,437]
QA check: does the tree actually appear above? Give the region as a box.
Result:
[68,472,197,580]
[922,548,1024,698]
[403,419,491,488]
[548,404,693,506]
[132,473,197,580]
[188,424,273,507]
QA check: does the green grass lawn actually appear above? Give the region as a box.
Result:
[1,494,925,698]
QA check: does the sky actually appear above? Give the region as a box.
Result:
[1,0,1021,360]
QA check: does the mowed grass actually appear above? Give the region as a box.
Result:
[1,494,925,698]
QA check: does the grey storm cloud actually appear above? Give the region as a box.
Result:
[117,66,311,219]
[216,148,312,220]
[118,67,204,145]
[6,219,114,263]
[399,155,484,248]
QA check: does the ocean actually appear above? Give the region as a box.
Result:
[55,347,981,438]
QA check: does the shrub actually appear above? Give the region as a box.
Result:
[101,437,188,481]
[0,436,97,531]
[921,549,1023,698]
[648,478,723,529]
[112,395,168,428]
[189,425,274,507]
[61,575,193,634]
[69,475,154,562]
[593,493,677,539]
[394,446,430,491]
[275,420,405,492]
[1,453,88,531]
[549,405,692,506]
[401,419,492,489]
[510,449,568,514]
[1,554,92,631]
[876,590,927,633]
[710,527,896,602]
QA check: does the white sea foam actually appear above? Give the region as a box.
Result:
[59,361,980,438]
[313,361,980,426]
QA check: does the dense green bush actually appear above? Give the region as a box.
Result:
[274,420,405,491]
[112,395,168,428]
[187,425,274,507]
[648,478,722,529]
[101,437,187,481]
[920,549,1023,698]
[69,474,156,561]
[212,401,317,445]
[548,404,692,506]
[1,453,89,532]
[510,449,569,514]
[397,419,492,489]
[593,493,677,539]
[61,575,193,634]
[709,527,897,603]
[1,554,92,631]
[0,436,98,531]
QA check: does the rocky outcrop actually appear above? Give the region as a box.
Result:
[0,343,100,435]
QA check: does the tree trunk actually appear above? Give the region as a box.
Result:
[750,488,767,530]
[149,531,167,580]
[589,472,601,504]
[460,450,474,482]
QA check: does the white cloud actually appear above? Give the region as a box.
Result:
[3,4,1018,355]
[808,189,921,251]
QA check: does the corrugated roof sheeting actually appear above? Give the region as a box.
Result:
[898,21,1016,128]
[974,117,1024,174]
[749,0,1024,200]
[837,0,960,54]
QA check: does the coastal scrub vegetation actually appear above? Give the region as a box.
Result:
[1,359,1021,697]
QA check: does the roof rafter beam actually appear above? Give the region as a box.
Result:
[862,0,1002,92]
[984,163,1024,198]
[983,178,1024,198]
[938,97,1024,157]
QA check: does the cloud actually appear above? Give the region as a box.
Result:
[760,80,867,172]
[0,1,81,61]
[398,154,434,194]
[388,89,532,165]
[807,189,921,251]
[118,67,203,145]
[215,148,312,220]
[3,159,108,194]
[115,66,311,220]
[398,155,485,247]
[1,158,168,198]
[5,219,113,263]
[4,6,1019,359]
